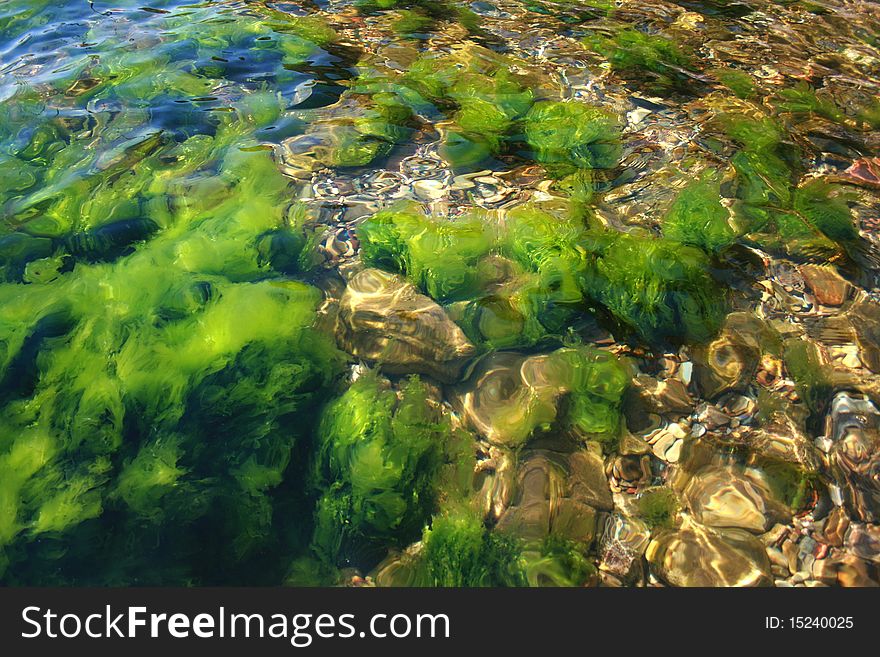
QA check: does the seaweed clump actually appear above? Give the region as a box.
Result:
[718,113,867,263]
[583,27,696,90]
[422,511,527,587]
[524,535,597,587]
[662,174,735,253]
[310,374,472,570]
[636,487,681,529]
[774,82,845,123]
[581,230,726,344]
[523,101,622,177]
[359,203,727,346]
[0,145,345,585]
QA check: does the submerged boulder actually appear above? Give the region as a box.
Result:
[495,448,612,547]
[335,268,476,382]
[683,465,789,533]
[646,519,773,587]
[452,347,629,448]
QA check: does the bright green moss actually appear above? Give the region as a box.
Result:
[524,535,597,587]
[423,511,527,587]
[663,175,736,252]
[775,82,845,123]
[584,28,695,88]
[731,149,794,208]
[524,101,622,176]
[712,67,757,99]
[718,111,863,260]
[581,230,726,343]
[358,205,495,302]
[265,12,338,46]
[636,487,680,529]
[310,375,454,566]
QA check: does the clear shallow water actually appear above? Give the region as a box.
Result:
[0,0,878,586]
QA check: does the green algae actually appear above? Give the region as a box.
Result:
[712,68,757,100]
[783,339,832,416]
[716,111,866,262]
[0,157,345,581]
[310,374,471,568]
[358,205,495,303]
[584,27,696,89]
[550,346,631,442]
[423,511,528,587]
[581,230,726,344]
[774,82,846,123]
[524,535,597,587]
[339,46,532,171]
[360,203,726,346]
[663,174,736,253]
[636,487,681,529]
[0,2,352,583]
[393,9,435,36]
[524,101,622,176]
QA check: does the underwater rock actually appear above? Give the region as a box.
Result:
[495,450,604,546]
[453,352,559,447]
[843,157,880,190]
[692,312,766,398]
[812,553,879,588]
[826,392,880,523]
[472,446,517,522]
[646,519,773,587]
[846,523,880,564]
[568,449,614,512]
[798,264,853,308]
[850,299,880,374]
[628,374,694,416]
[598,514,650,581]
[335,268,476,382]
[683,465,789,533]
[452,346,628,447]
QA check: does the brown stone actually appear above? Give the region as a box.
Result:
[335,268,475,382]
[799,264,852,307]
[822,506,850,547]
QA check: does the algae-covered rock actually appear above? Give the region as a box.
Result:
[581,230,726,344]
[453,346,629,448]
[583,27,696,90]
[422,510,527,587]
[524,100,622,176]
[358,205,495,303]
[662,174,735,253]
[335,268,476,383]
